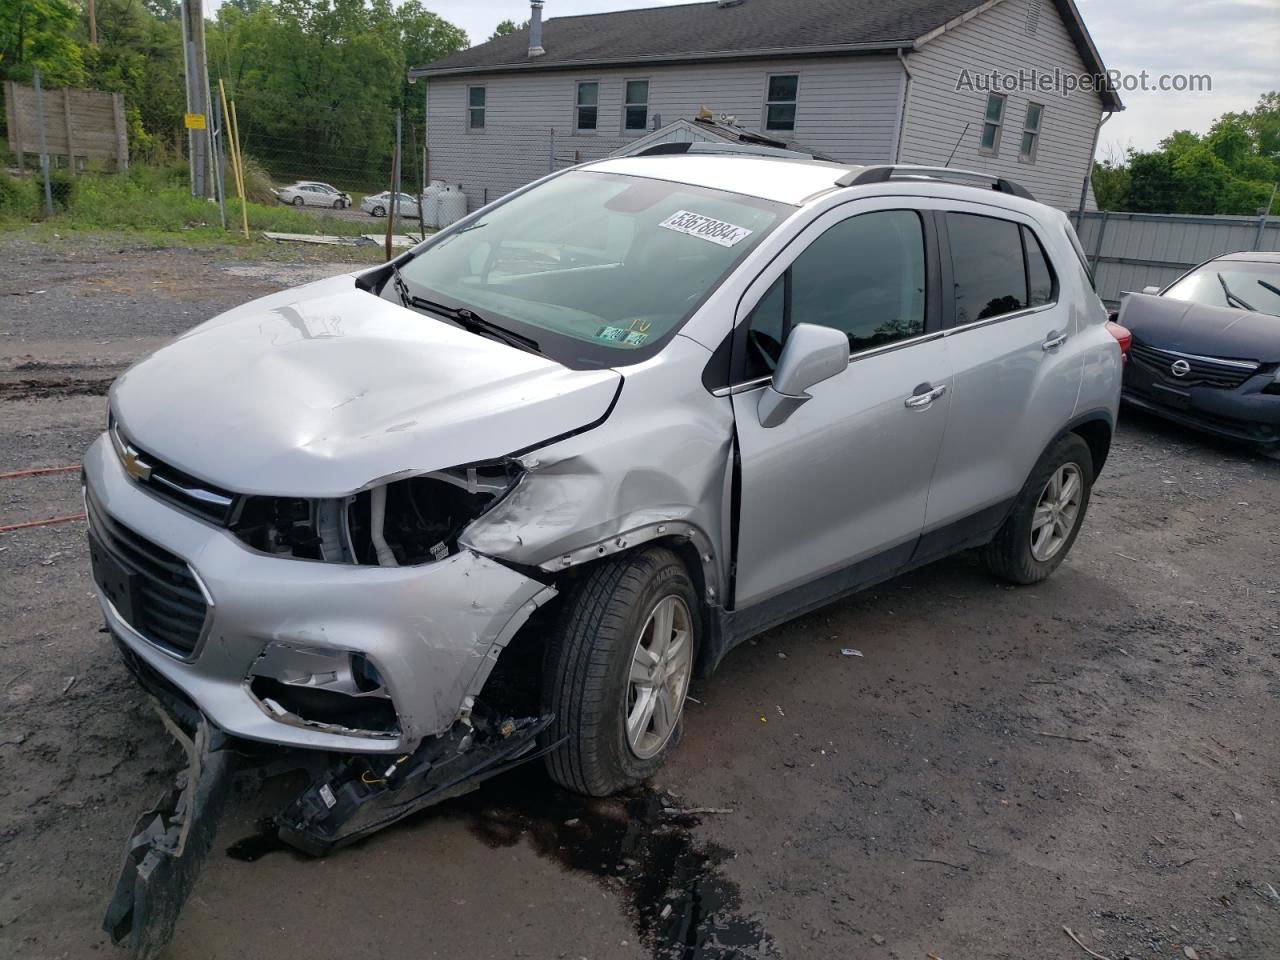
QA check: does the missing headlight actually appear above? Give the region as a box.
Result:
[230,460,521,566]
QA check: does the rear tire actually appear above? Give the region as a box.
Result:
[982,433,1094,585]
[291,196,303,207]
[542,548,699,797]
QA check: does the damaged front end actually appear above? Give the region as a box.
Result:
[105,632,557,957]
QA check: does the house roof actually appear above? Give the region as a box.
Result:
[409,0,1120,109]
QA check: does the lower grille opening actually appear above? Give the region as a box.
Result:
[249,676,400,734]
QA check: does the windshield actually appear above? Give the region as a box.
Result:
[396,170,786,367]
[1163,261,1280,317]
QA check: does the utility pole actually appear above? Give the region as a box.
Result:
[179,0,211,197]
[87,0,98,45]
[33,66,53,216]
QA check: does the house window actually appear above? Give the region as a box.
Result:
[624,80,649,131]
[979,93,1006,154]
[576,82,599,131]
[764,74,798,131]
[1020,102,1044,161]
[468,86,486,130]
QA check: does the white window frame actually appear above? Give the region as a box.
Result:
[1019,102,1044,163]
[979,93,1006,156]
[467,86,486,132]
[575,80,600,133]
[763,73,799,132]
[622,78,650,133]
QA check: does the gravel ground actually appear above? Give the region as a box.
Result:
[1,229,1277,960]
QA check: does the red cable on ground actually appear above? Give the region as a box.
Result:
[0,465,80,480]
[0,513,86,533]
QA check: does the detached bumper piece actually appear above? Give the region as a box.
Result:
[278,709,556,856]
[103,703,240,960]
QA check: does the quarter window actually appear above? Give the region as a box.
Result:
[764,74,798,131]
[624,80,649,131]
[576,82,599,131]
[947,213,1058,323]
[980,93,1006,153]
[1020,103,1043,161]
[741,210,926,381]
[468,86,486,129]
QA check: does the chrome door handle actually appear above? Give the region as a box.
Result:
[1042,332,1068,351]
[904,384,947,409]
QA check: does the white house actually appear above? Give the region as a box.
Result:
[410,0,1122,212]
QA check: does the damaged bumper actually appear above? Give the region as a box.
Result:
[84,433,553,753]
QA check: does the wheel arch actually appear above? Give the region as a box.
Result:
[1066,412,1113,476]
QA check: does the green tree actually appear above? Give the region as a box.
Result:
[0,0,86,85]
[489,18,528,41]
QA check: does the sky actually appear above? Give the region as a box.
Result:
[410,0,1278,157]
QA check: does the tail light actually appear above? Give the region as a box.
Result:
[1106,321,1132,364]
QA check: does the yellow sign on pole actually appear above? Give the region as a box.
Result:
[183,112,206,130]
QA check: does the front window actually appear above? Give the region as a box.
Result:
[624,79,649,131]
[576,82,599,131]
[764,75,798,131]
[396,171,786,368]
[1163,261,1280,317]
[980,93,1006,153]
[740,210,926,381]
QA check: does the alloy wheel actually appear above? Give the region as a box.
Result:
[1030,462,1083,561]
[624,595,693,760]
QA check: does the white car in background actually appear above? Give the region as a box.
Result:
[274,181,352,209]
[361,191,420,219]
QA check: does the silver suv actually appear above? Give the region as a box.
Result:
[85,153,1121,827]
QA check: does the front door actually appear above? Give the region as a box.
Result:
[731,203,952,609]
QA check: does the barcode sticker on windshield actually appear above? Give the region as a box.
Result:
[658,210,754,248]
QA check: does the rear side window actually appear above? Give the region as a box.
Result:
[740,210,926,381]
[947,213,1027,322]
[1023,226,1055,306]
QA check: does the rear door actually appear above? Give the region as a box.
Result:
[922,205,1083,537]
[731,201,953,609]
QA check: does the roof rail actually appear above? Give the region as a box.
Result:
[631,141,825,161]
[836,165,1035,201]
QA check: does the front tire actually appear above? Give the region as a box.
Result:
[982,433,1094,585]
[371,205,385,217]
[333,199,344,209]
[542,548,699,796]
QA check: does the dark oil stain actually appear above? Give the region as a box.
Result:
[456,766,774,960]
[225,817,291,862]
[224,763,773,958]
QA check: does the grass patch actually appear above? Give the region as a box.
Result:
[0,165,376,242]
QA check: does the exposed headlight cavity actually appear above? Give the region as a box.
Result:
[230,460,521,566]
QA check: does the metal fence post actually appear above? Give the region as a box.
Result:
[548,128,555,174]
[1089,210,1109,276]
[1255,182,1277,251]
[32,67,53,216]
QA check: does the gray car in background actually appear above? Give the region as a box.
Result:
[274,180,352,208]
[84,153,1121,856]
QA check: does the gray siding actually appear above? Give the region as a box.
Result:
[426,55,903,210]
[898,0,1102,210]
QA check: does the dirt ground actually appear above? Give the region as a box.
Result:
[1,229,1277,960]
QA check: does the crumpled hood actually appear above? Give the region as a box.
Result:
[110,276,621,497]
[1120,293,1280,361]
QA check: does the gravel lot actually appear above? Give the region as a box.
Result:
[1,229,1277,960]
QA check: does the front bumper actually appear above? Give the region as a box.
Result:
[1122,365,1280,450]
[84,433,551,753]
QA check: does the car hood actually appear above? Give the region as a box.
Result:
[110,275,621,497]
[1119,293,1280,361]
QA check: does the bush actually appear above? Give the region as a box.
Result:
[49,170,77,210]
[0,173,38,219]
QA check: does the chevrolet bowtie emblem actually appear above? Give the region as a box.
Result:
[121,447,152,481]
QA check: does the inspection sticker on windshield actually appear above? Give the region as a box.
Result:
[658,210,754,248]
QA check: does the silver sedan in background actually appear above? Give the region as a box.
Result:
[274,181,352,209]
[361,191,421,219]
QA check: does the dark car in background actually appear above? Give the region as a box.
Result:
[1118,251,1280,457]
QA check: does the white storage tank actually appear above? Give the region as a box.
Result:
[419,179,446,229]
[437,185,467,229]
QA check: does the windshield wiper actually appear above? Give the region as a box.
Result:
[408,295,542,355]
[1257,278,1280,299]
[386,261,412,308]
[1217,272,1256,312]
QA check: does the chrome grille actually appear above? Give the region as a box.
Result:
[111,422,238,525]
[86,487,209,657]
[1129,340,1258,389]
